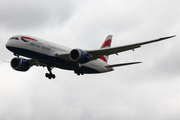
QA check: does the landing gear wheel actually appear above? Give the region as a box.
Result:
[52,74,55,79]
[48,74,51,79]
[74,69,84,76]
[45,73,56,79]
[45,73,49,77]
[45,66,56,79]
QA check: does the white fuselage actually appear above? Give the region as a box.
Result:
[6,35,113,74]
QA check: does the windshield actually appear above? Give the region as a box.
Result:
[10,37,19,40]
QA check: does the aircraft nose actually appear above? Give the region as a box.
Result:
[5,40,12,49]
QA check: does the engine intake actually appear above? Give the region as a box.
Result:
[69,49,90,63]
[11,58,30,71]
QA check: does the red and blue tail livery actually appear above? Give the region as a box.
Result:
[100,35,112,63]
[6,34,175,79]
[101,35,112,48]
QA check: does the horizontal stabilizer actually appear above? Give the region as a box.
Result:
[106,62,142,68]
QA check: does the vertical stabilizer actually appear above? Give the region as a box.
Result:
[100,35,112,62]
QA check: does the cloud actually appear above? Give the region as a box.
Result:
[0,64,35,119]
[0,0,77,31]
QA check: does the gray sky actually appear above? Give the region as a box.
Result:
[0,0,180,119]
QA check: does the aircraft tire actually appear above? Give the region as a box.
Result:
[45,73,56,79]
[45,73,49,77]
[52,74,56,79]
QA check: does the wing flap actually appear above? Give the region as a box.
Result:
[87,45,141,60]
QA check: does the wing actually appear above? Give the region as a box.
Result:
[87,35,176,61]
[55,35,175,62]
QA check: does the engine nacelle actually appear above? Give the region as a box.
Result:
[69,49,90,63]
[11,58,30,72]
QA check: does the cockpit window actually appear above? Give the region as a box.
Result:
[10,37,19,40]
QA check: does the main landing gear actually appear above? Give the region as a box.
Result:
[74,69,84,76]
[45,66,56,79]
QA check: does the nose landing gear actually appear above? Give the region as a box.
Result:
[45,66,56,79]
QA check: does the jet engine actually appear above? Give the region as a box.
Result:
[11,58,30,71]
[69,49,90,63]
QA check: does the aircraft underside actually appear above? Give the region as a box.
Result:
[7,46,100,79]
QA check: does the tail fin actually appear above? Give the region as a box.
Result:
[100,35,113,63]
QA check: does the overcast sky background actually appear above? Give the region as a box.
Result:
[0,0,180,119]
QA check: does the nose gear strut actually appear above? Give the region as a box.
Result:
[45,66,55,79]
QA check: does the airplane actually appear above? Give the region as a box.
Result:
[5,35,175,79]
